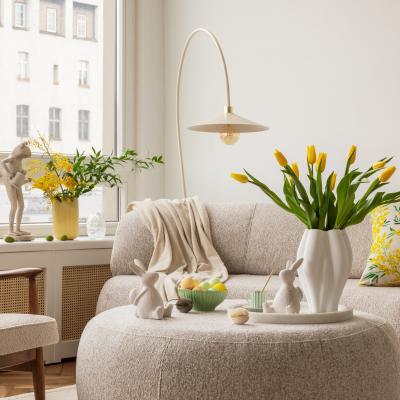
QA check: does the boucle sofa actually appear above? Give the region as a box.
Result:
[97,203,400,336]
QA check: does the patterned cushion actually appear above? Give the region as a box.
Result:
[360,204,400,286]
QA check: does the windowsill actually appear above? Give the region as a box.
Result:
[13,26,28,31]
[53,81,59,85]
[17,77,30,82]
[79,84,90,88]
[73,36,97,42]
[40,30,65,37]
[0,235,114,253]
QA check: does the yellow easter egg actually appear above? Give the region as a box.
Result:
[212,283,227,292]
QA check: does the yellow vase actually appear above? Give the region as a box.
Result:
[51,198,79,240]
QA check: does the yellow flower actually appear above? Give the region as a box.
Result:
[330,172,337,191]
[307,145,316,164]
[291,163,299,178]
[347,145,357,165]
[373,160,387,170]
[274,149,288,167]
[379,166,396,182]
[63,176,77,191]
[231,173,248,183]
[316,152,327,173]
[53,153,72,172]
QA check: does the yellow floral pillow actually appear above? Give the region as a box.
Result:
[360,204,400,286]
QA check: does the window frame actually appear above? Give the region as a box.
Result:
[78,109,90,141]
[14,1,26,28]
[16,105,29,137]
[49,107,61,140]
[17,51,29,80]
[76,13,87,39]
[46,7,57,33]
[78,60,89,86]
[0,0,131,238]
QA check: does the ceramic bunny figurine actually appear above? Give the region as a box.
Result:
[128,259,173,320]
[270,258,304,314]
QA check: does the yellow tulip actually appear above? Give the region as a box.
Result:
[291,163,299,178]
[316,152,327,173]
[231,173,248,184]
[348,145,357,165]
[379,166,396,183]
[307,145,316,164]
[330,172,337,191]
[274,149,288,167]
[373,160,386,170]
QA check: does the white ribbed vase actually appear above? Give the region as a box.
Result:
[296,229,353,313]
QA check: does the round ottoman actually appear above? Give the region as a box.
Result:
[77,301,400,400]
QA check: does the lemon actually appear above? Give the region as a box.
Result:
[211,283,227,292]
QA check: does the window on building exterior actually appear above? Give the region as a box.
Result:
[46,7,57,33]
[49,107,61,140]
[79,60,89,86]
[18,51,29,80]
[78,110,90,140]
[53,64,59,84]
[16,105,29,137]
[1,0,120,231]
[76,14,87,38]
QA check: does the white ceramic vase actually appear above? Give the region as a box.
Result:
[296,229,353,313]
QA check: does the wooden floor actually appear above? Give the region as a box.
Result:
[0,359,76,398]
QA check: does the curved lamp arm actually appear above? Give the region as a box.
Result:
[176,28,232,198]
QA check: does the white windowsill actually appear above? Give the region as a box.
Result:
[0,236,114,253]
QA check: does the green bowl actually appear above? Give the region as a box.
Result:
[178,288,227,312]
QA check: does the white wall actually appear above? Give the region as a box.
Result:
[163,0,400,202]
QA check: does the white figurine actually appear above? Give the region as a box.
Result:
[0,142,33,241]
[128,259,173,320]
[265,258,303,314]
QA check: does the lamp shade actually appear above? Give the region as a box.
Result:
[188,111,268,133]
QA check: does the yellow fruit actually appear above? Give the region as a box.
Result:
[212,283,227,292]
[192,286,204,291]
[192,279,201,287]
[180,277,195,290]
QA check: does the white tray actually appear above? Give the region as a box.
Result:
[244,302,353,324]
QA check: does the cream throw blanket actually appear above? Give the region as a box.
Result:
[133,197,228,300]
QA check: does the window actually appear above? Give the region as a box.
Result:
[17,51,29,80]
[78,110,90,140]
[79,60,89,86]
[49,107,61,140]
[14,1,26,28]
[76,14,87,38]
[46,7,57,33]
[16,105,29,137]
[53,64,59,84]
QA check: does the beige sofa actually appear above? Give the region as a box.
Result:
[97,203,400,336]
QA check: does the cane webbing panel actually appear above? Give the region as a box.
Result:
[0,271,45,314]
[62,265,111,341]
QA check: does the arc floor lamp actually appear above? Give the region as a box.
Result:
[176,28,268,197]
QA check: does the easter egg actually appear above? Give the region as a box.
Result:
[209,277,221,286]
[211,283,227,292]
[192,286,204,291]
[199,281,211,290]
[180,277,195,289]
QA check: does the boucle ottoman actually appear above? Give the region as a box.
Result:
[77,301,400,400]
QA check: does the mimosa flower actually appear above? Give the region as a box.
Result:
[231,173,248,183]
[330,172,337,191]
[274,149,288,167]
[307,145,316,164]
[379,166,396,182]
[348,145,357,165]
[291,162,299,178]
[316,152,327,173]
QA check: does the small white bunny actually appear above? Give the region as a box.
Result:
[128,259,173,320]
[271,258,303,314]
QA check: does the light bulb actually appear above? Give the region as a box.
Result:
[219,132,240,145]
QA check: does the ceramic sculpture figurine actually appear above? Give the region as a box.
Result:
[128,259,173,320]
[264,258,304,314]
[0,142,34,241]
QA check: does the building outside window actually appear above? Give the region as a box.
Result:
[53,64,59,84]
[78,110,89,140]
[16,105,29,137]
[76,14,86,38]
[49,107,61,140]
[46,7,57,33]
[79,60,88,86]
[14,1,26,28]
[18,51,29,80]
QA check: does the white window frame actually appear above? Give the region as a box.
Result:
[76,13,87,38]
[78,110,90,140]
[18,51,29,79]
[78,60,89,86]
[49,107,61,140]
[16,105,29,137]
[0,0,130,238]
[14,1,26,28]
[46,7,57,33]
